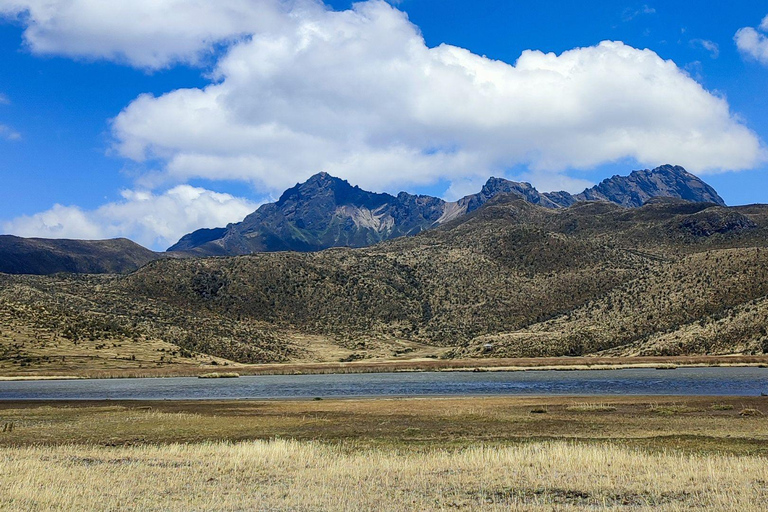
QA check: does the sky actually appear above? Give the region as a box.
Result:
[0,0,767,250]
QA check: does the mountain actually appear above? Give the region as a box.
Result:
[169,172,446,255]
[3,197,767,366]
[575,165,725,207]
[169,165,726,256]
[0,236,161,275]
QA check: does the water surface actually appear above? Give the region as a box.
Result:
[1,367,767,400]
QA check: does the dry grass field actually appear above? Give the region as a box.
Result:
[2,439,768,511]
[1,396,767,510]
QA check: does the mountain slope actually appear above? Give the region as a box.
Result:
[0,236,161,275]
[169,165,727,256]
[3,198,767,365]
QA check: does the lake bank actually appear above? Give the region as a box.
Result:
[1,354,767,380]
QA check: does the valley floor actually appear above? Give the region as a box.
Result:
[0,396,767,510]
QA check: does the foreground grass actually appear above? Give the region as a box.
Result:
[2,439,767,511]
[1,396,767,510]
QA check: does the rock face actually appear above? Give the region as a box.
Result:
[168,165,727,255]
[575,165,725,207]
[0,236,160,275]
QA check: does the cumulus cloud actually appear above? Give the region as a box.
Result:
[109,0,763,196]
[2,186,259,249]
[1,0,765,245]
[0,0,308,69]
[735,15,768,65]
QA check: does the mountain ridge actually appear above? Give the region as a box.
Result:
[169,165,726,256]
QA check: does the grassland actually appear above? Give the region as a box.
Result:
[1,396,767,451]
[1,396,767,510]
[3,439,768,511]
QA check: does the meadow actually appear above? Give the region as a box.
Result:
[1,395,767,510]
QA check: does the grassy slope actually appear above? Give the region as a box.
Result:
[1,198,767,369]
[0,236,160,275]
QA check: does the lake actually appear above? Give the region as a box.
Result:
[1,366,767,400]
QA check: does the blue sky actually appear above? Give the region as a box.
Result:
[1,0,767,249]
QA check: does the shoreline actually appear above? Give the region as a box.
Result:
[1,354,767,381]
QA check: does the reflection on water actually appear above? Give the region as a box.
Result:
[1,367,767,400]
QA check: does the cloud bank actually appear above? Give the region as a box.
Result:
[735,15,768,65]
[0,0,306,69]
[111,1,763,194]
[2,186,259,249]
[2,0,766,245]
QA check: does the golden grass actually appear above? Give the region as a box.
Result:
[648,403,704,415]
[566,402,618,412]
[197,372,240,378]
[1,439,767,511]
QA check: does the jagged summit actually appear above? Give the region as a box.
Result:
[168,165,726,256]
[577,165,725,207]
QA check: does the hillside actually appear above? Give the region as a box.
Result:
[2,197,767,370]
[168,165,725,256]
[0,236,161,275]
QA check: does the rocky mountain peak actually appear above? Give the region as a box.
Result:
[168,164,729,256]
[576,164,725,207]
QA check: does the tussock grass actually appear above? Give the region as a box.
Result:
[566,402,617,412]
[1,440,767,511]
[197,372,240,379]
[739,408,764,417]
[649,403,703,416]
[711,403,735,411]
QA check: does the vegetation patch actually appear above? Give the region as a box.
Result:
[649,404,703,416]
[566,402,617,412]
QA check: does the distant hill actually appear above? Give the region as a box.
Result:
[169,165,726,256]
[3,197,767,365]
[0,236,160,275]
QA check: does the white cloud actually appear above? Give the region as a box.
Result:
[0,0,310,69]
[2,186,259,250]
[0,123,21,141]
[690,39,719,59]
[1,0,765,215]
[735,15,768,65]
[109,0,763,196]
[0,93,9,105]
